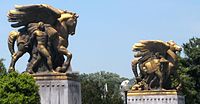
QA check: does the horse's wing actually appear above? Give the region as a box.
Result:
[8,4,61,28]
[132,40,170,56]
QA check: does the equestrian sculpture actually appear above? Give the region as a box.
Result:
[131,40,182,90]
[7,4,78,73]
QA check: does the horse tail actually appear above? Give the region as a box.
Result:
[8,31,19,55]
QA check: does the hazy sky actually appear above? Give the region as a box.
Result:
[0,0,199,78]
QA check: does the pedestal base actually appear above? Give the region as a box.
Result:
[33,72,81,104]
[127,90,185,104]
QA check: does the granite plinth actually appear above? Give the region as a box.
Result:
[127,90,185,104]
[33,72,81,104]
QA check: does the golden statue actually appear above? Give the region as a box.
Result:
[131,40,182,90]
[7,4,78,73]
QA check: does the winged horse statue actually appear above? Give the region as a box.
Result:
[7,4,78,73]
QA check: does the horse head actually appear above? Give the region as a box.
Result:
[58,11,78,36]
[167,40,182,53]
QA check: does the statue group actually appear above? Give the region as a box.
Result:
[6,4,185,104]
[131,40,182,90]
[7,4,182,91]
[7,4,78,74]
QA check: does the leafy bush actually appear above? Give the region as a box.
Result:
[0,72,40,104]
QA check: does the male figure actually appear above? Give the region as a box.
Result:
[26,22,55,73]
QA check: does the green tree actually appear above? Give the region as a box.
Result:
[178,37,200,104]
[80,71,128,104]
[0,59,40,104]
[0,59,7,76]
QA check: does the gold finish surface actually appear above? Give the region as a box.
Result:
[32,72,79,81]
[131,40,182,90]
[127,90,181,96]
[7,4,78,73]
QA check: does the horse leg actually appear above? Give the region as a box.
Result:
[57,45,72,72]
[132,59,141,82]
[166,63,173,81]
[155,70,164,90]
[9,51,25,72]
[172,69,182,90]
[148,74,157,90]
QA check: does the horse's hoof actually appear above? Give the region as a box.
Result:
[60,65,69,73]
[136,77,142,82]
[8,67,15,73]
[50,70,58,73]
[61,66,67,72]
[27,69,34,74]
[161,88,166,90]
[176,85,182,91]
[158,88,165,91]
[56,67,62,72]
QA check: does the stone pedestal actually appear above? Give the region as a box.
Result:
[33,72,81,104]
[127,90,185,104]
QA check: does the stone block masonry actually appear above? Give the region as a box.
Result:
[127,90,185,104]
[33,72,81,104]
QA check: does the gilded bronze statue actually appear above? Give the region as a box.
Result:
[7,4,78,73]
[131,40,182,90]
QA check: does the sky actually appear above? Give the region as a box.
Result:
[0,0,199,78]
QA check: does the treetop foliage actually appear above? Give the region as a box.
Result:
[0,60,40,104]
[178,37,200,104]
[80,71,128,104]
[0,59,6,76]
